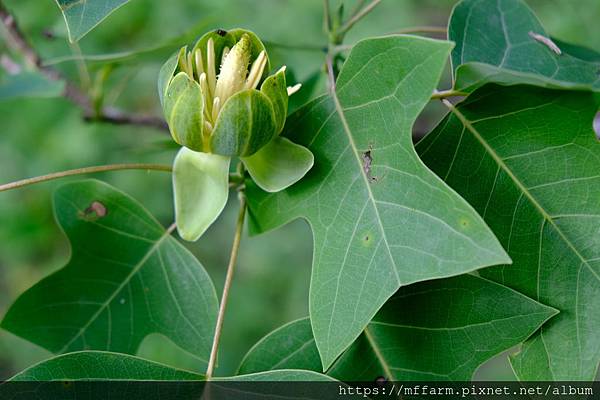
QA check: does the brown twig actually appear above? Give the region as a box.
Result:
[0,163,173,193]
[0,3,169,133]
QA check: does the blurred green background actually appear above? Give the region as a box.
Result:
[0,0,598,380]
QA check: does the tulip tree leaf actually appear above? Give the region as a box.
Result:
[54,0,130,42]
[242,137,314,193]
[8,350,332,382]
[238,275,556,381]
[9,351,203,381]
[7,351,341,400]
[449,0,600,92]
[417,85,600,380]
[1,180,218,367]
[245,35,511,370]
[173,148,230,241]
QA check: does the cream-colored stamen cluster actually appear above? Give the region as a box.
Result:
[178,34,301,136]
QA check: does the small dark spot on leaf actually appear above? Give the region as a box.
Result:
[87,201,107,217]
[362,148,373,177]
[215,29,228,37]
[79,201,107,221]
[61,381,73,389]
[42,29,55,40]
[459,217,470,228]
[362,231,374,247]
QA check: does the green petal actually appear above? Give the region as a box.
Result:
[173,148,230,241]
[157,47,182,107]
[261,68,288,134]
[242,137,314,193]
[163,72,205,151]
[210,89,277,157]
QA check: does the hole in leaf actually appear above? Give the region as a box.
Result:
[594,111,600,139]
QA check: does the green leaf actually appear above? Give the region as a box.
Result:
[10,351,202,381]
[173,148,230,242]
[245,35,511,371]
[5,353,348,400]
[211,89,278,157]
[1,180,218,366]
[242,137,314,193]
[8,350,332,382]
[217,370,335,382]
[417,85,600,380]
[552,39,600,63]
[45,19,214,67]
[239,275,556,381]
[449,0,600,92]
[0,72,65,100]
[54,0,130,42]
[163,71,205,152]
[5,352,348,399]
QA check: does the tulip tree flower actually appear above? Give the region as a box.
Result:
[158,29,314,241]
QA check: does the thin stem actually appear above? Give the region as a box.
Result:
[392,26,447,35]
[325,53,337,92]
[339,0,382,35]
[0,163,172,193]
[0,3,168,133]
[332,44,353,53]
[349,0,368,19]
[205,193,247,379]
[70,41,92,91]
[431,89,467,100]
[323,0,332,33]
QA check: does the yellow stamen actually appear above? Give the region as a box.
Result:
[199,73,211,120]
[212,97,221,123]
[207,38,216,96]
[287,83,302,96]
[221,47,230,64]
[194,49,204,78]
[186,51,194,79]
[246,50,267,90]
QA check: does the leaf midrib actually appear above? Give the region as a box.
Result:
[445,99,598,377]
[324,80,402,362]
[57,213,174,353]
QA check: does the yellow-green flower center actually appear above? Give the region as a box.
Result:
[178,34,268,136]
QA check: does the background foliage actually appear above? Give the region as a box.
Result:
[1,0,599,380]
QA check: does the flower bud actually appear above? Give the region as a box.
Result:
[159,29,293,157]
[160,29,313,242]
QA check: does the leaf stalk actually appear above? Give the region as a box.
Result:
[205,191,247,378]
